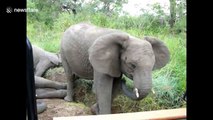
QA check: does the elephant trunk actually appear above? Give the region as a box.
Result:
[122,69,152,100]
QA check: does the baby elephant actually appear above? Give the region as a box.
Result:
[32,45,61,77]
[60,23,170,114]
[32,45,66,114]
[32,45,66,99]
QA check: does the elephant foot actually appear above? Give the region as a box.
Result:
[64,95,73,102]
[37,100,47,114]
[90,103,98,115]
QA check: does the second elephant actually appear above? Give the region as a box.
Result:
[60,23,170,114]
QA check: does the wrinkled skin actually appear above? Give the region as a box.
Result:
[60,23,170,114]
[32,45,66,114]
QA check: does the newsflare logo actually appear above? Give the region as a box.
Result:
[6,7,13,13]
[6,6,39,13]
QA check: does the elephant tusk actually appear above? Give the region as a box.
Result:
[134,88,139,98]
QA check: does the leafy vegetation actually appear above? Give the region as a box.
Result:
[27,0,186,112]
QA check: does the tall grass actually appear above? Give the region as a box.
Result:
[27,11,186,111]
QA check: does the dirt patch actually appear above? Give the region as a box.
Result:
[38,99,92,120]
[38,67,94,120]
[38,67,127,120]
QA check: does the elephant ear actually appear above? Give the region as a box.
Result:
[89,32,129,77]
[46,52,61,66]
[143,36,170,70]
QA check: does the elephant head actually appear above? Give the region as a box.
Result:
[45,51,62,66]
[32,45,62,76]
[89,33,170,101]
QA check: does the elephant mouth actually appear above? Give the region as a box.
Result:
[121,80,139,100]
[123,73,133,80]
[121,78,149,100]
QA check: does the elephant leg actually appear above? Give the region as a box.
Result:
[36,89,67,99]
[91,81,97,114]
[94,71,113,114]
[64,74,75,102]
[35,76,67,89]
[92,79,97,94]
[91,78,120,114]
[36,100,47,114]
[61,58,75,102]
[112,78,121,101]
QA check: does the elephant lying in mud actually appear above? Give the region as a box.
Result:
[32,45,67,99]
[32,45,67,114]
[60,23,170,114]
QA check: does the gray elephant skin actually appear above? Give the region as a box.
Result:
[32,45,61,77]
[34,77,67,114]
[32,45,67,114]
[32,45,66,99]
[60,23,170,114]
[35,76,67,99]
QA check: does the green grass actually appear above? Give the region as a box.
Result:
[27,11,186,112]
